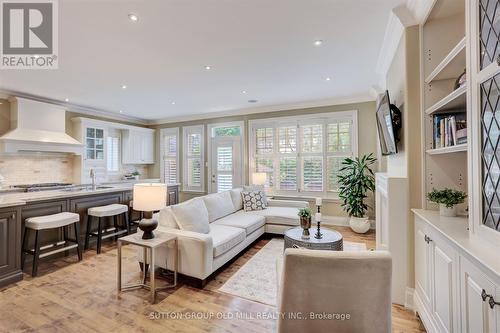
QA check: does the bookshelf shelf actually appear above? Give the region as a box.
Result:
[426,144,467,155]
[425,37,466,83]
[425,84,467,115]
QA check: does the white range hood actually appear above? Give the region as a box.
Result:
[0,97,83,154]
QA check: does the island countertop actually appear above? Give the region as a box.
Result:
[0,179,180,208]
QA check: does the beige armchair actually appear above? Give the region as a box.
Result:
[277,248,392,333]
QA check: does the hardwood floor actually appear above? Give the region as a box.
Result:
[0,226,426,332]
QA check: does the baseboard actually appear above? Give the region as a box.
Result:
[321,216,376,230]
[404,287,415,311]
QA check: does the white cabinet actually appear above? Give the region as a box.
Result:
[461,256,500,333]
[414,216,459,333]
[122,130,155,164]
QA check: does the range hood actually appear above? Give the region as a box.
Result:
[0,97,83,154]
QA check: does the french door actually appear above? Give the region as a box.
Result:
[210,136,242,193]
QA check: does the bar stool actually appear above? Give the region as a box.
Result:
[128,200,143,226]
[84,204,130,254]
[22,212,82,277]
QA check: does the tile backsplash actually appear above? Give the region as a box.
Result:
[0,155,75,186]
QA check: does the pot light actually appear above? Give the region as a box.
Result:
[64,98,69,102]
[314,40,323,46]
[242,90,247,94]
[204,65,212,70]
[128,13,138,22]
[121,84,127,89]
[325,77,331,81]
[119,110,123,113]
[171,101,176,105]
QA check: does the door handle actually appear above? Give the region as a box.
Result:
[488,296,500,309]
[482,289,490,301]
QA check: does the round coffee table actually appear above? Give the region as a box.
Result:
[284,227,343,251]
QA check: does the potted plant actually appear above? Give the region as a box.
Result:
[426,188,467,217]
[338,153,376,233]
[298,207,312,239]
[131,170,140,180]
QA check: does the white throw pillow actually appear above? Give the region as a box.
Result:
[229,188,244,211]
[158,206,179,229]
[203,191,235,222]
[171,198,210,233]
[243,185,268,205]
[241,190,267,211]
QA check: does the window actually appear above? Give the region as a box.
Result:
[85,127,104,160]
[183,125,205,192]
[249,111,357,197]
[160,128,179,184]
[106,136,120,172]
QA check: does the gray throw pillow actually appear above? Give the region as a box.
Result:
[241,190,267,211]
[243,185,268,205]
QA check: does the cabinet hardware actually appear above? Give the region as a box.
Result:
[489,297,500,309]
[424,235,432,244]
[11,214,15,219]
[482,289,490,301]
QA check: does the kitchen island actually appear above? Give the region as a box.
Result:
[0,180,179,288]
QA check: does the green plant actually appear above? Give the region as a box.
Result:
[131,170,140,176]
[426,188,467,208]
[298,207,312,219]
[337,153,377,218]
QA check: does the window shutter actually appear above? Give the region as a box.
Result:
[327,121,351,152]
[106,136,119,172]
[256,157,274,187]
[279,157,297,190]
[183,125,205,191]
[301,124,323,153]
[278,126,297,153]
[255,127,274,154]
[163,134,178,184]
[302,156,323,191]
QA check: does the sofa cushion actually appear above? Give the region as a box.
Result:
[229,188,244,211]
[211,210,265,235]
[203,191,235,222]
[157,206,179,229]
[210,225,246,257]
[171,198,210,233]
[249,206,300,226]
[242,190,267,211]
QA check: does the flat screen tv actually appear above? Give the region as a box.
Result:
[376,90,402,155]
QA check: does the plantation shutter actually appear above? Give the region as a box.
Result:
[163,134,178,184]
[326,120,353,192]
[183,125,205,191]
[106,136,120,172]
[300,124,323,191]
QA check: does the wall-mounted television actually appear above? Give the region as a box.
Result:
[376,90,402,155]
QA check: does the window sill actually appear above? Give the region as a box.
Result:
[270,194,341,203]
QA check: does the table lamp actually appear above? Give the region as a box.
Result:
[252,172,267,186]
[133,183,167,239]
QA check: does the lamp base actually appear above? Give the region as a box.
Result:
[138,218,158,239]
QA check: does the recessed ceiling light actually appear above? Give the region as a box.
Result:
[204,65,212,70]
[242,90,247,94]
[128,13,138,22]
[314,40,323,46]
[325,77,331,81]
[64,98,69,102]
[248,99,258,103]
[119,110,123,113]
[171,101,176,105]
[121,84,127,89]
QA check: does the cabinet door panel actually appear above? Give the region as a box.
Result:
[432,244,455,333]
[0,210,19,277]
[415,223,431,306]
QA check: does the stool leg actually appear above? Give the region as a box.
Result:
[74,222,82,261]
[84,215,91,250]
[124,212,131,235]
[63,225,69,256]
[32,230,41,277]
[97,217,103,254]
[21,227,28,270]
[113,216,118,241]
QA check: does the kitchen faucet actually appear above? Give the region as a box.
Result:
[90,169,97,190]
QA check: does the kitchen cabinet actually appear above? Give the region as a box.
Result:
[122,129,155,164]
[0,206,22,287]
[167,185,179,206]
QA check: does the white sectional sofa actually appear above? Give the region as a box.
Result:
[139,188,308,287]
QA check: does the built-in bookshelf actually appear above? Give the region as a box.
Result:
[421,0,468,211]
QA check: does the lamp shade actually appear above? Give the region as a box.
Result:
[133,183,167,212]
[252,172,267,186]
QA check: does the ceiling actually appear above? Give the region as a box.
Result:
[0,0,404,122]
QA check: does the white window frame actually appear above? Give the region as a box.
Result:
[160,127,180,185]
[182,125,205,192]
[249,110,358,199]
[207,121,245,193]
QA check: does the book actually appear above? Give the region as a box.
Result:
[433,112,467,149]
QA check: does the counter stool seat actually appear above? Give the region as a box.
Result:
[22,212,82,277]
[25,212,80,230]
[85,204,130,254]
[88,204,128,217]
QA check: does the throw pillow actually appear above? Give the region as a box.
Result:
[229,188,244,211]
[171,198,210,233]
[157,206,179,229]
[241,190,267,211]
[243,185,268,205]
[202,191,235,222]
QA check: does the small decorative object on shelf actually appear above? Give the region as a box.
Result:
[338,153,376,234]
[315,197,323,239]
[426,188,467,217]
[454,68,466,90]
[298,207,312,240]
[133,183,167,239]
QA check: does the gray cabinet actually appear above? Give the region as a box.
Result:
[0,207,22,287]
[167,185,179,206]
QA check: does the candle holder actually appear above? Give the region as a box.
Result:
[315,204,323,239]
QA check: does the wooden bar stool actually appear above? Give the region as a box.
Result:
[84,204,130,254]
[22,212,82,277]
[128,200,143,226]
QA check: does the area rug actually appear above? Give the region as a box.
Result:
[218,238,367,306]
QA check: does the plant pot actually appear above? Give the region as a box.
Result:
[300,217,311,239]
[439,204,457,217]
[349,216,370,234]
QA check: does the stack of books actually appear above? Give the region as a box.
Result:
[433,112,467,149]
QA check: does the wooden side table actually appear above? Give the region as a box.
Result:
[117,232,178,303]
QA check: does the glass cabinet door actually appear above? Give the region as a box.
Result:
[85,127,105,160]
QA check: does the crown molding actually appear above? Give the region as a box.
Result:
[0,89,149,125]
[148,94,375,125]
[406,0,436,24]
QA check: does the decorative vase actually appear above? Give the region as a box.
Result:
[139,218,158,239]
[300,217,311,239]
[349,216,370,234]
[439,204,457,217]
